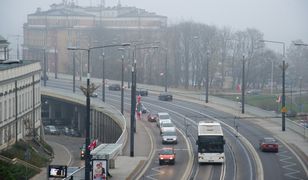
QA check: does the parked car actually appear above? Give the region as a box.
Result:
[90,92,98,98]
[157,112,171,128]
[44,125,60,135]
[108,84,121,91]
[136,88,148,96]
[147,113,158,122]
[259,137,279,152]
[159,147,176,165]
[57,126,70,136]
[160,122,176,134]
[141,104,147,114]
[247,89,261,95]
[158,92,173,101]
[69,128,81,137]
[162,131,177,144]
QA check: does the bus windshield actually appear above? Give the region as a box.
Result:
[198,136,224,153]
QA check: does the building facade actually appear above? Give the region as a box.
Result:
[23,2,167,74]
[0,35,41,151]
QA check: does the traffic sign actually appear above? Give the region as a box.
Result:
[281,107,288,113]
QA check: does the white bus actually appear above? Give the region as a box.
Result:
[196,121,225,163]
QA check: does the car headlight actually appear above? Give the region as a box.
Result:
[160,157,164,160]
[169,157,173,160]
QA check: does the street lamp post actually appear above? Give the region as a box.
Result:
[164,49,168,92]
[299,76,303,112]
[130,46,136,157]
[73,52,76,93]
[121,54,124,114]
[102,52,105,102]
[43,48,47,87]
[241,55,245,114]
[206,51,210,103]
[118,47,127,115]
[160,47,168,92]
[260,39,286,131]
[130,43,158,157]
[67,43,129,180]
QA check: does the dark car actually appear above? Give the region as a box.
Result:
[259,137,279,152]
[57,126,70,136]
[69,128,81,137]
[136,88,148,96]
[80,144,86,160]
[158,92,173,101]
[147,113,158,122]
[108,84,121,91]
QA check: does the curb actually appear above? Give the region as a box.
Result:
[128,120,156,179]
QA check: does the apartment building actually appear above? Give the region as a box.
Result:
[23,2,167,74]
[0,35,41,151]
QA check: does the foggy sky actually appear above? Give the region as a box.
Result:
[1,0,307,51]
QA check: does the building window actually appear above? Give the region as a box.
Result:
[18,95,21,113]
[0,102,2,123]
[4,100,7,120]
[9,98,12,118]
[13,97,15,115]
[22,94,24,112]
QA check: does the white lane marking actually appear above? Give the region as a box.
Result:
[275,135,308,178]
[146,166,165,180]
[278,149,304,180]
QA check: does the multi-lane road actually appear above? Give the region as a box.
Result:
[44,78,307,180]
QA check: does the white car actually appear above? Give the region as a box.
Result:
[44,125,60,135]
[160,122,176,134]
[157,112,171,128]
[162,130,178,144]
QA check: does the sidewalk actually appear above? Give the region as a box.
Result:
[108,116,153,180]
[31,141,72,180]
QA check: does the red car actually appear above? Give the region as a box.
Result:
[147,113,158,122]
[159,147,176,165]
[259,137,279,152]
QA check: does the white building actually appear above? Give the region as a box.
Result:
[0,35,41,151]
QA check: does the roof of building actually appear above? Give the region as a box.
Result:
[29,8,94,17]
[118,7,166,18]
[0,60,39,71]
[0,35,9,45]
[29,3,166,19]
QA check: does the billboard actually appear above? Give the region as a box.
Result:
[92,159,108,180]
